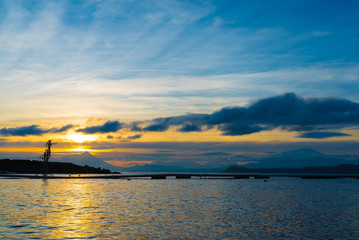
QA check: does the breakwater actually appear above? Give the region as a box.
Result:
[1,173,359,179]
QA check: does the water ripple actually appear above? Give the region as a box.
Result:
[1,177,359,239]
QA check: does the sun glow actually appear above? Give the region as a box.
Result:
[70,147,95,152]
[66,133,96,143]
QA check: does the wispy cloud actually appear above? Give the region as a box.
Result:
[1,1,359,124]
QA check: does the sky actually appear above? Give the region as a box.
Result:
[1,0,359,169]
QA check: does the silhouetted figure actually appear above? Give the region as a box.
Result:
[42,140,56,177]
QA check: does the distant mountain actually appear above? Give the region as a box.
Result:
[52,149,358,173]
[122,164,186,172]
[54,152,121,172]
[280,148,325,158]
[224,163,359,174]
[119,164,225,173]
[245,148,359,168]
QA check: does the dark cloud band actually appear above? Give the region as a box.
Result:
[2,93,358,139]
[297,132,351,139]
[76,121,123,134]
[0,124,74,136]
[139,93,359,138]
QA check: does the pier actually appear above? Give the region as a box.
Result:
[1,173,359,179]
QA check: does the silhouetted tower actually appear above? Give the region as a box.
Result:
[42,140,56,177]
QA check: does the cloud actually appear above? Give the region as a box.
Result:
[49,124,74,133]
[139,114,209,132]
[143,123,169,132]
[297,132,351,139]
[139,93,359,136]
[0,124,73,136]
[218,124,266,136]
[200,152,232,157]
[77,121,124,134]
[3,93,357,139]
[1,1,359,128]
[178,124,202,132]
[127,134,142,139]
[117,134,143,142]
[0,125,46,136]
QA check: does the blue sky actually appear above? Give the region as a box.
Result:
[0,0,359,168]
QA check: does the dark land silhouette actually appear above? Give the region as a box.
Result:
[0,159,113,174]
[224,164,359,174]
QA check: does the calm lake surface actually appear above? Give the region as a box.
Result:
[1,176,359,239]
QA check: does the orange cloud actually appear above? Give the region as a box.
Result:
[196,161,208,165]
[236,161,258,165]
[105,160,153,168]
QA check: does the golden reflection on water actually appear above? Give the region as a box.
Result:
[0,179,114,239]
[51,180,95,238]
[36,180,103,239]
[15,179,180,239]
[1,178,359,239]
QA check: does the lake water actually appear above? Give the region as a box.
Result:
[1,176,359,239]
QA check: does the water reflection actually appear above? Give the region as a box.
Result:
[38,179,112,239]
[1,178,359,239]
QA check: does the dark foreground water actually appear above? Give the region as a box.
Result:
[1,177,359,239]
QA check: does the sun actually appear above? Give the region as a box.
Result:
[66,133,96,143]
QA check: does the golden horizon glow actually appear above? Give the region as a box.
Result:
[105,160,153,168]
[0,124,358,161]
[69,147,96,152]
[65,133,97,143]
